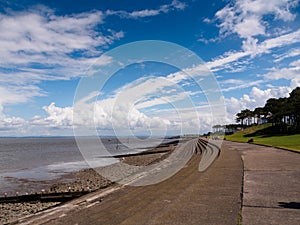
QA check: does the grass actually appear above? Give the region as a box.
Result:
[226,124,300,152]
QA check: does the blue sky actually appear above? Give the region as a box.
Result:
[0,0,300,136]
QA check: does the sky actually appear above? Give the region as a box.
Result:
[0,0,300,136]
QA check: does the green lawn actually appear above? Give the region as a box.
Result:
[226,124,300,152]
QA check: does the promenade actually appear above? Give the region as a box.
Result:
[223,141,300,225]
[20,140,243,225]
[19,140,300,225]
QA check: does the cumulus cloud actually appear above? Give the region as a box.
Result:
[72,75,196,134]
[0,115,26,132]
[0,85,45,133]
[225,85,293,122]
[67,98,172,135]
[43,103,73,127]
[0,102,26,133]
[65,63,220,136]
[29,103,73,131]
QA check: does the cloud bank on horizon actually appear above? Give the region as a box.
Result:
[0,0,299,136]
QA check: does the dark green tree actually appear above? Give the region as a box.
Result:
[235,87,300,133]
[236,109,253,126]
[253,107,265,124]
[289,87,300,129]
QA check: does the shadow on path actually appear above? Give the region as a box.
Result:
[278,202,300,209]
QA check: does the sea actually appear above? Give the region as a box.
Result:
[0,137,170,196]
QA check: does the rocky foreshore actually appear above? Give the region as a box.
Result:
[0,168,112,224]
[0,142,177,224]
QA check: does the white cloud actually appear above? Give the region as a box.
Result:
[0,2,188,136]
[43,103,73,127]
[215,0,299,51]
[290,78,300,89]
[9,65,221,136]
[225,85,293,122]
[0,7,122,105]
[257,29,300,53]
[0,84,46,133]
[216,0,298,36]
[171,0,187,10]
[0,114,26,132]
[220,57,299,122]
[250,86,291,104]
[30,103,73,128]
[263,58,300,81]
[0,8,123,68]
[0,85,44,106]
[0,1,186,116]
[75,97,171,133]
[261,59,300,92]
[0,91,27,132]
[207,28,300,72]
[106,0,186,19]
[274,48,300,62]
[207,51,249,71]
[130,9,160,18]
[0,10,105,56]
[0,6,123,134]
[221,79,264,92]
[242,37,259,52]
[68,67,217,135]
[203,18,212,24]
[0,3,191,135]
[235,16,265,38]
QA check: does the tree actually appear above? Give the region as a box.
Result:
[236,111,246,126]
[264,98,284,125]
[253,107,266,124]
[234,87,300,133]
[244,109,254,126]
[289,87,300,129]
[236,109,253,126]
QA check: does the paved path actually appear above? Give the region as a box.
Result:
[22,140,243,225]
[223,141,300,225]
[19,140,300,225]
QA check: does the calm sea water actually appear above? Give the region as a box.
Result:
[0,137,168,195]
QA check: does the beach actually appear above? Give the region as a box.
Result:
[0,140,178,224]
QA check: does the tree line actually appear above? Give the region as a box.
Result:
[236,87,300,132]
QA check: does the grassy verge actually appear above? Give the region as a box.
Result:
[226,124,300,152]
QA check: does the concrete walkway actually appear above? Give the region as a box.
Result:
[223,141,300,225]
